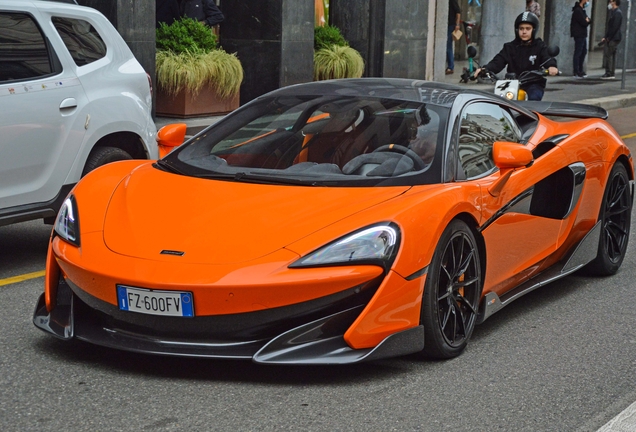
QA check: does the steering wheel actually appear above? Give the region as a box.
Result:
[372,144,427,171]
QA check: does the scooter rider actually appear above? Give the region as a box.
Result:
[474,12,558,101]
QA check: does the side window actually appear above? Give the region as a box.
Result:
[457,102,521,179]
[52,17,106,66]
[0,13,53,82]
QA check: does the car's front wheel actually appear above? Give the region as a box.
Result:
[82,146,132,177]
[586,162,632,276]
[420,219,482,359]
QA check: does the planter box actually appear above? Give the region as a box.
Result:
[155,85,239,118]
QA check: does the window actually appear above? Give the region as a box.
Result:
[0,13,53,82]
[52,17,106,66]
[457,102,521,179]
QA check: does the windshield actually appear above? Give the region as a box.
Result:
[164,95,448,186]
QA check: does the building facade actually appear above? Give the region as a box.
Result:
[76,0,634,107]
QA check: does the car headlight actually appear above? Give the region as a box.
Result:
[290,223,400,270]
[54,195,80,246]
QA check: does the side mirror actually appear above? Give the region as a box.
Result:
[493,141,533,169]
[157,123,187,158]
[488,141,534,197]
[467,45,477,59]
[547,45,560,58]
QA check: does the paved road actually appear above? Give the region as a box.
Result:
[2,107,636,431]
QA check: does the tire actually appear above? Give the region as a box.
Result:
[586,162,632,276]
[82,146,132,177]
[421,219,482,359]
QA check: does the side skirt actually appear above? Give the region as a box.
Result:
[477,220,601,324]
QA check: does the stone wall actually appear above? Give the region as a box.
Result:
[219,0,314,104]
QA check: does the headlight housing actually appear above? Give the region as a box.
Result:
[54,195,80,246]
[290,223,400,270]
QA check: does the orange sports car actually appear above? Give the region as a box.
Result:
[34,79,633,364]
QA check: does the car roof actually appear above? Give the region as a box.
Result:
[265,78,494,108]
[2,0,84,11]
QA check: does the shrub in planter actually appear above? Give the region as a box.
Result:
[155,17,243,117]
[314,45,365,80]
[314,24,347,50]
[313,25,364,80]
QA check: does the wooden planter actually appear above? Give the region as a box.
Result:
[155,85,239,118]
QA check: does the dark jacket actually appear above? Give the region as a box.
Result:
[605,7,623,42]
[483,37,557,89]
[180,0,224,27]
[448,0,461,26]
[156,0,180,28]
[570,2,590,38]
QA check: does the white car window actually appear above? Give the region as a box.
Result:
[52,17,107,66]
[0,12,54,82]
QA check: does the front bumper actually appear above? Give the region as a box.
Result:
[33,277,424,365]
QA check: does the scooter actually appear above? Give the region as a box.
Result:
[461,45,560,100]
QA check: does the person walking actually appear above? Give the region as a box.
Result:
[601,0,622,80]
[179,0,224,28]
[571,0,591,78]
[526,0,541,18]
[446,0,461,75]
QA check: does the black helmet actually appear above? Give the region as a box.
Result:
[515,12,540,39]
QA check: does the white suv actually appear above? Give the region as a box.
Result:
[0,0,157,226]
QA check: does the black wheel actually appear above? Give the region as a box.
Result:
[421,219,482,359]
[372,144,427,170]
[82,146,132,177]
[586,162,632,275]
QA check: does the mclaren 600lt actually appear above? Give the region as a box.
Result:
[34,79,633,364]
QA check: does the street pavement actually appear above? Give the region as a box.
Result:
[156,50,636,135]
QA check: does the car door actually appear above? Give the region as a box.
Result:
[0,9,88,210]
[454,101,566,295]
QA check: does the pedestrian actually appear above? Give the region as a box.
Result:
[526,0,541,18]
[179,0,224,28]
[473,12,558,101]
[446,0,461,75]
[571,0,591,78]
[601,0,622,79]
[156,0,180,28]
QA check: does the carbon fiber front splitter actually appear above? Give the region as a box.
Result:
[33,279,424,364]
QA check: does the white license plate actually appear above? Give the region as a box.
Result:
[117,285,194,317]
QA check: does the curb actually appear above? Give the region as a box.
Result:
[575,93,636,111]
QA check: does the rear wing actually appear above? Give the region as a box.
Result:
[518,101,608,120]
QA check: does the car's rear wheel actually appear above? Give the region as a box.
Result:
[82,146,132,177]
[586,162,632,276]
[420,219,482,359]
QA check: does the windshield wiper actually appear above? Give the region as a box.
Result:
[197,171,324,186]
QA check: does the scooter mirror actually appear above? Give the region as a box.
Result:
[547,45,560,57]
[467,45,477,59]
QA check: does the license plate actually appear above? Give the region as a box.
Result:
[117,285,194,317]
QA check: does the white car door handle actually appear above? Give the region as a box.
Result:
[59,98,77,109]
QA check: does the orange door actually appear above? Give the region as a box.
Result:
[453,101,569,295]
[476,146,573,295]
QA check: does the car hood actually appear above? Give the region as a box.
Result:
[103,164,410,264]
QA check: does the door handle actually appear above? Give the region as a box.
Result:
[59,98,77,109]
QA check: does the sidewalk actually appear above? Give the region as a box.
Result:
[156,50,636,135]
[444,49,636,108]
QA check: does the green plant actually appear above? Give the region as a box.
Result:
[313,45,364,80]
[156,18,217,54]
[155,17,243,99]
[156,50,243,98]
[314,25,347,51]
